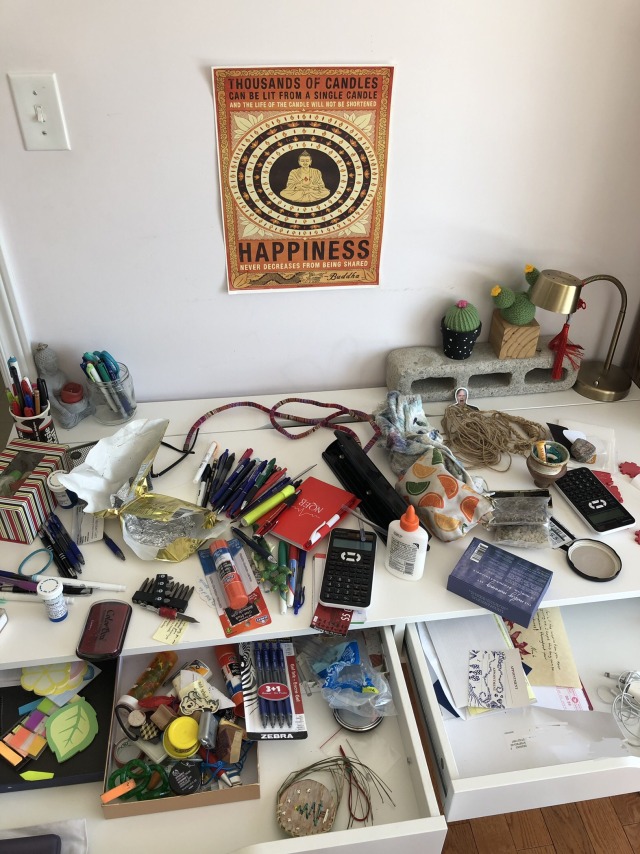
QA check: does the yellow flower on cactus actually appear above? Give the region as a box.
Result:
[524,264,534,274]
[491,285,502,297]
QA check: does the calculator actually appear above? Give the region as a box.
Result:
[318,528,376,610]
[554,467,635,534]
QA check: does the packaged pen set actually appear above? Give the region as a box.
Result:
[239,640,307,740]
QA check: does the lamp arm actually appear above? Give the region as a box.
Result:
[582,274,627,374]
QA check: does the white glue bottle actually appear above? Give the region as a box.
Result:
[385,505,429,581]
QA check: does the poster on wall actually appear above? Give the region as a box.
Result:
[212,66,393,293]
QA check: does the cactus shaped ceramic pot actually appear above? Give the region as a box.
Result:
[441,300,482,360]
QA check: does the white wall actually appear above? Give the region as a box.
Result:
[1,0,639,402]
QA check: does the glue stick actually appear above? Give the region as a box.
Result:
[210,540,249,610]
[215,644,244,714]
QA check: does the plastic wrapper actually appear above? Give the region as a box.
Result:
[297,636,396,717]
[486,489,552,549]
[57,419,217,561]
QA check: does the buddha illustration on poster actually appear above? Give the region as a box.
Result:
[212,66,394,292]
[281,151,330,203]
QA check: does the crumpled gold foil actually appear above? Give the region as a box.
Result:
[57,418,217,561]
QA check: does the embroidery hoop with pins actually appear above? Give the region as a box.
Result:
[277,778,338,837]
[276,750,394,837]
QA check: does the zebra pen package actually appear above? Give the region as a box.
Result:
[239,640,307,740]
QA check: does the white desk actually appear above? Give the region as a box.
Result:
[1,386,639,852]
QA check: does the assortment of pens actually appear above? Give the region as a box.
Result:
[80,349,135,417]
[194,441,313,527]
[39,513,85,579]
[191,439,314,617]
[4,355,50,438]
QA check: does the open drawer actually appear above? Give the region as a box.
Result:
[405,597,640,822]
[104,625,446,853]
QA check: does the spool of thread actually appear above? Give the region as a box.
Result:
[36,577,68,622]
[209,540,249,610]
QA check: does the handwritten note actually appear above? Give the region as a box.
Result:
[508,607,581,689]
[153,618,189,645]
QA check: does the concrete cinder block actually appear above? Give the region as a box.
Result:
[386,336,578,401]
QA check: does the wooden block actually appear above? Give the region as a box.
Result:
[489,310,540,359]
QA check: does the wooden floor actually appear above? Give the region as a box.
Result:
[443,795,640,853]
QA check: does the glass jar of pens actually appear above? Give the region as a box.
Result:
[84,360,137,426]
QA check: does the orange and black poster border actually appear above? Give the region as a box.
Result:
[213,66,393,293]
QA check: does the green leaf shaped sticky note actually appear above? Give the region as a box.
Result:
[45,698,99,762]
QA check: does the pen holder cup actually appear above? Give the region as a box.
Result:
[86,363,137,426]
[9,402,58,443]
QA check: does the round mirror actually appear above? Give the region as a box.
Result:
[565,539,622,582]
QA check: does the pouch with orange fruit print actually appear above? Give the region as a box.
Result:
[395,446,492,542]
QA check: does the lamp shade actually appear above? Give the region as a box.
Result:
[529,269,584,315]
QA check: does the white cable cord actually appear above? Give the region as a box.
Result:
[606,671,640,745]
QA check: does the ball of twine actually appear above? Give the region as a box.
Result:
[441,403,547,471]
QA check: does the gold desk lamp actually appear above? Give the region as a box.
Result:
[530,269,631,402]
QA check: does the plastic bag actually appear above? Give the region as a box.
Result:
[318,641,396,717]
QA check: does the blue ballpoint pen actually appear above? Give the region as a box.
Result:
[268,642,285,727]
[240,457,276,511]
[218,458,257,513]
[286,544,298,609]
[276,643,293,727]
[208,449,228,498]
[256,644,275,728]
[226,458,266,517]
[211,449,253,508]
[293,549,306,615]
[50,513,85,565]
[209,451,235,506]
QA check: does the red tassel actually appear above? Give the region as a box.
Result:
[548,322,583,380]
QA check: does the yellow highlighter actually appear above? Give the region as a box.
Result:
[240,484,296,527]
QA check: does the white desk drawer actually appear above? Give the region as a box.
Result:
[0,630,446,853]
[405,598,640,822]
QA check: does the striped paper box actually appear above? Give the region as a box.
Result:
[0,439,70,544]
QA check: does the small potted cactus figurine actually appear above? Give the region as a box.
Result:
[489,265,541,358]
[441,299,482,360]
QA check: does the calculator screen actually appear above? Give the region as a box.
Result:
[332,536,374,552]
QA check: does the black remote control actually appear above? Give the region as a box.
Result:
[554,467,635,534]
[319,527,376,610]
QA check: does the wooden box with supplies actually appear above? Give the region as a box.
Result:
[101,647,260,818]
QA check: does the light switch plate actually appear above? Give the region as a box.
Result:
[8,72,71,151]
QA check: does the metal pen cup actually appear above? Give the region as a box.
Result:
[86,362,137,426]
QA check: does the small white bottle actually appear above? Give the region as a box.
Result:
[385,505,429,581]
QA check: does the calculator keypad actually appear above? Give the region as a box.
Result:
[319,531,376,610]
[555,467,635,533]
